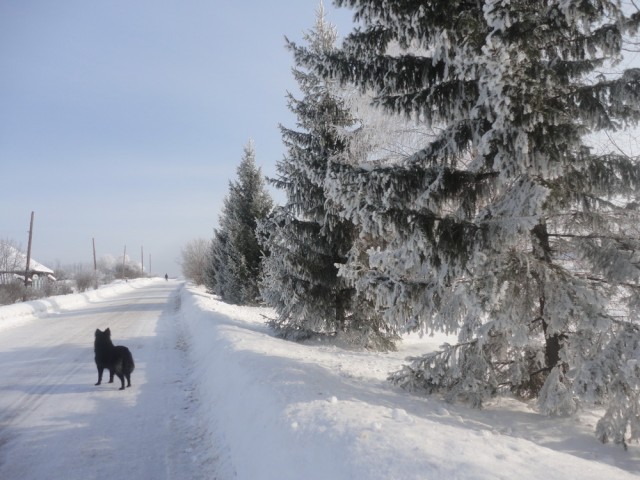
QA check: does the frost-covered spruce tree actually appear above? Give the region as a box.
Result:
[206,140,273,305]
[295,1,640,444]
[259,5,392,347]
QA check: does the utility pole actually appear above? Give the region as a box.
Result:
[24,211,34,288]
[122,245,127,281]
[141,245,144,275]
[92,238,97,271]
[92,238,98,289]
[149,254,151,277]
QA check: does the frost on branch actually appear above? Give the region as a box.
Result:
[389,341,498,408]
[576,325,640,449]
[538,366,577,416]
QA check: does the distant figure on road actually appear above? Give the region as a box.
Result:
[164,274,168,281]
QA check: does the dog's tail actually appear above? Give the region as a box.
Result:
[124,349,135,374]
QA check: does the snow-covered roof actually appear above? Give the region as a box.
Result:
[0,243,54,275]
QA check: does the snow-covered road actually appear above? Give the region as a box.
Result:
[0,279,214,480]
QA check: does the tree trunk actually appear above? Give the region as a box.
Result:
[531,223,565,372]
[540,296,563,370]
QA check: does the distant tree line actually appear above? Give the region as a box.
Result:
[181,1,640,448]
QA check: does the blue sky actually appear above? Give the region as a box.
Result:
[0,1,355,277]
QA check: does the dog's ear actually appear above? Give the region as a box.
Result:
[105,328,111,336]
[95,328,101,336]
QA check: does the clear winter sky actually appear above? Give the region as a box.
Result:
[0,1,355,277]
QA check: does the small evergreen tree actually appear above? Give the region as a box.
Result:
[206,141,273,305]
[296,0,640,444]
[259,5,392,348]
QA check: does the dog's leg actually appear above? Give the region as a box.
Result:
[108,370,115,383]
[116,373,125,390]
[95,366,104,386]
[125,372,132,387]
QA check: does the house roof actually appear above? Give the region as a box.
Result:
[0,243,54,275]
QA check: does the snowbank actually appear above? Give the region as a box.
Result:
[180,284,640,480]
[0,278,157,333]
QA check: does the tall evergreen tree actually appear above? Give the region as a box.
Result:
[259,5,392,348]
[295,1,640,445]
[206,140,273,305]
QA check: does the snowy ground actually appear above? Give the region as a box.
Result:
[180,284,640,480]
[0,279,638,479]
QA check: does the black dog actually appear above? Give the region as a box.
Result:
[94,328,135,390]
